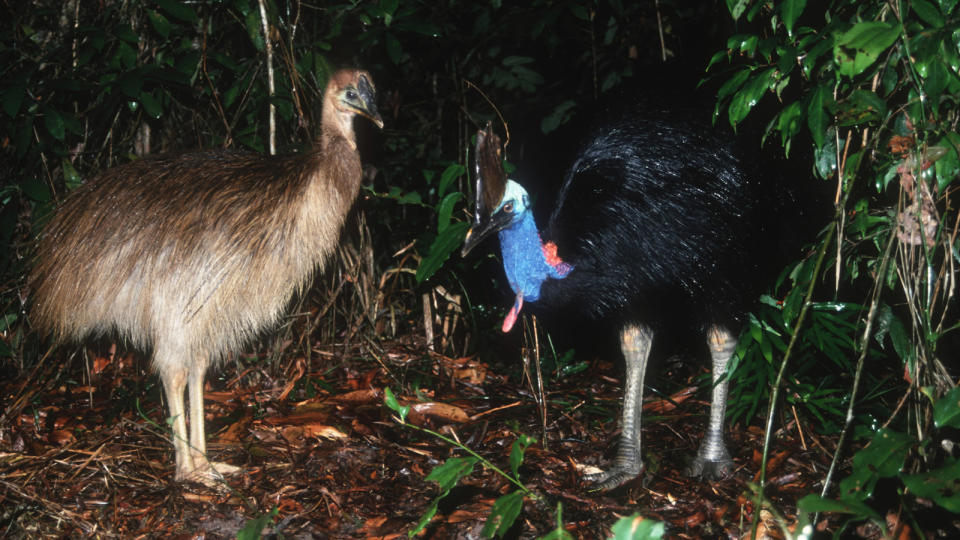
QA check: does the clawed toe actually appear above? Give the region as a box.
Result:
[686,457,734,480]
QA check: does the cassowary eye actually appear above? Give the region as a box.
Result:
[345,89,358,100]
[503,202,514,213]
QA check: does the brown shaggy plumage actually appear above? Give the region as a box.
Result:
[29,69,382,484]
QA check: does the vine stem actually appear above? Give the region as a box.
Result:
[751,208,836,538]
[257,0,276,155]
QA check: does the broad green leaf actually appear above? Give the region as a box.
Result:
[61,158,82,191]
[542,100,577,134]
[147,10,172,39]
[608,514,665,540]
[139,91,163,119]
[158,0,199,23]
[726,0,750,20]
[716,68,750,102]
[385,32,403,65]
[416,221,469,283]
[923,59,949,106]
[775,101,803,152]
[933,385,960,428]
[43,107,64,141]
[436,192,462,234]
[508,434,534,479]
[425,456,479,492]
[236,507,279,540]
[409,500,440,537]
[834,89,886,127]
[796,494,882,521]
[781,0,806,35]
[806,84,829,149]
[384,387,410,423]
[838,428,914,500]
[438,163,465,198]
[728,68,774,126]
[3,81,26,118]
[833,22,902,77]
[481,490,525,538]
[934,133,960,191]
[539,503,575,540]
[912,0,944,27]
[901,458,960,512]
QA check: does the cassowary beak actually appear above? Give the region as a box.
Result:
[350,74,384,129]
[461,207,512,257]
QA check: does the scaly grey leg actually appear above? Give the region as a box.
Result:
[586,323,653,490]
[686,324,736,479]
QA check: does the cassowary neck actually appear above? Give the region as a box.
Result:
[497,210,572,304]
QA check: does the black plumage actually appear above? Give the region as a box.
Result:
[462,108,771,489]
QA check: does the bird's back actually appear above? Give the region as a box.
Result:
[539,110,763,329]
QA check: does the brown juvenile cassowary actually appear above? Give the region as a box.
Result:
[29,69,382,484]
[463,118,764,490]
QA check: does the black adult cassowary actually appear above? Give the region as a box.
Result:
[462,116,764,490]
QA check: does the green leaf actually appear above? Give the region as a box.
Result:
[409,499,440,537]
[508,434,534,479]
[912,0,944,27]
[158,0,199,23]
[796,494,882,521]
[806,85,829,149]
[384,387,410,423]
[147,10,172,39]
[933,385,960,428]
[3,80,26,118]
[838,428,914,500]
[901,458,960,512]
[61,158,82,191]
[436,192,462,234]
[139,90,163,119]
[934,133,960,191]
[43,107,65,141]
[236,506,279,540]
[728,68,774,126]
[425,456,479,492]
[781,0,806,35]
[726,0,750,20]
[834,89,886,127]
[416,221,469,283]
[385,32,403,65]
[833,22,902,77]
[716,68,750,103]
[481,490,525,538]
[245,9,265,51]
[608,514,665,540]
[438,163,465,198]
[541,100,577,134]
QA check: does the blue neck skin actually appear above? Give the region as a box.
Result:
[498,210,570,303]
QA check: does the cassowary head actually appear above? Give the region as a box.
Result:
[326,70,385,138]
[462,124,529,256]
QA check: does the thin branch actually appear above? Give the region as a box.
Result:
[257,0,276,155]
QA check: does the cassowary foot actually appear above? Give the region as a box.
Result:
[178,460,240,488]
[685,455,734,480]
[583,446,645,491]
[584,462,646,491]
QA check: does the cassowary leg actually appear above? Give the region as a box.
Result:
[186,359,239,483]
[585,323,653,490]
[687,325,736,479]
[159,364,194,481]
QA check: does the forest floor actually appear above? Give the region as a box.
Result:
[0,332,943,539]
